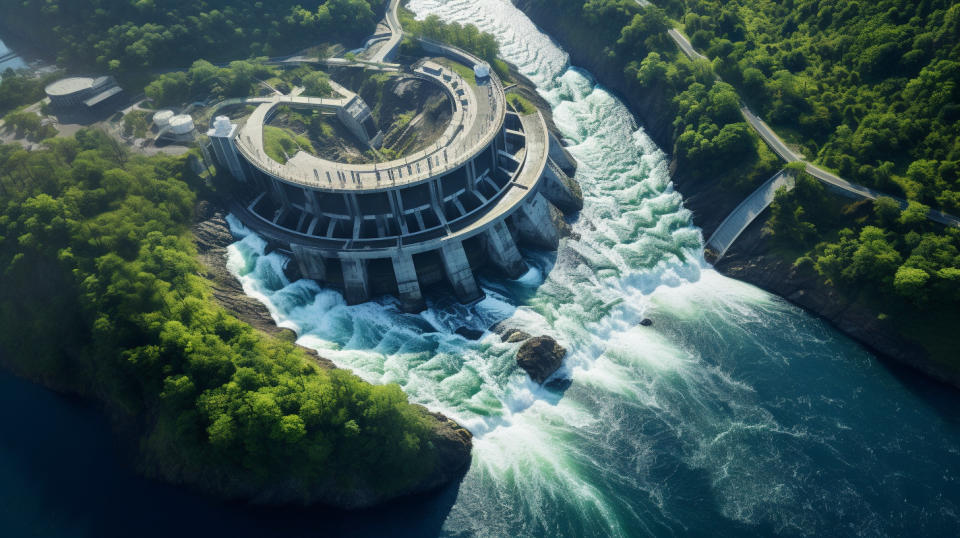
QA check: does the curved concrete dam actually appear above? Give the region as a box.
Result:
[206,56,580,312]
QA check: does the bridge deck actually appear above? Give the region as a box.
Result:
[705,170,794,260]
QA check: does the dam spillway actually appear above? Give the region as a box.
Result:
[206,55,580,312]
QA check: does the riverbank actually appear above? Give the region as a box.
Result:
[191,196,474,506]
[511,0,959,388]
[0,126,475,511]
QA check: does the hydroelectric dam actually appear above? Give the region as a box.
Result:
[205,51,581,312]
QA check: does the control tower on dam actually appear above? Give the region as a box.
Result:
[207,55,581,312]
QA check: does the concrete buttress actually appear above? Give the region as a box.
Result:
[484,221,527,278]
[513,192,560,250]
[392,250,426,312]
[440,241,483,303]
[341,257,371,304]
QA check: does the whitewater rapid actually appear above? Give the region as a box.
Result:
[225,1,960,535]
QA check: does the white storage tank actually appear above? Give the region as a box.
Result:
[473,62,491,79]
[168,114,195,135]
[153,110,174,128]
[212,115,233,136]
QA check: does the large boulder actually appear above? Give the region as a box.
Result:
[516,336,567,384]
[455,326,484,340]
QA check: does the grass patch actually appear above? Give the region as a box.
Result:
[437,58,476,87]
[492,59,513,83]
[263,125,314,164]
[506,93,536,115]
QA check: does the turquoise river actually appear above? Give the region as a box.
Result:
[2,1,960,536]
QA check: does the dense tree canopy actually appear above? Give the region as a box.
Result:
[657,0,960,215]
[0,0,387,76]
[145,59,279,106]
[525,0,960,362]
[0,131,446,500]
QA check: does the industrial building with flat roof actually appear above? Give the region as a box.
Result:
[45,75,123,113]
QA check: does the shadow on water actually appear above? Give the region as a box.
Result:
[0,369,464,538]
[870,350,960,427]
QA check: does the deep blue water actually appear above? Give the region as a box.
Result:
[3,1,960,535]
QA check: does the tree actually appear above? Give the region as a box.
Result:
[845,226,902,284]
[894,266,930,301]
[302,71,333,97]
[873,196,901,227]
[899,200,930,226]
[636,52,668,87]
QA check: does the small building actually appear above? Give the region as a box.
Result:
[336,96,383,148]
[45,76,123,113]
[421,61,443,76]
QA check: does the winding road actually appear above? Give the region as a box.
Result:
[367,0,404,63]
[641,3,960,253]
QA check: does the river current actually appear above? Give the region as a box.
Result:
[2,1,960,536]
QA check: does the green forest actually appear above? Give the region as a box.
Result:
[661,0,960,214]
[399,10,512,79]
[0,69,63,117]
[0,132,450,502]
[0,0,386,75]
[525,0,960,365]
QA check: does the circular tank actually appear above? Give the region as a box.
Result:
[168,114,195,135]
[153,110,174,128]
[45,77,96,98]
[212,116,233,135]
[473,63,491,79]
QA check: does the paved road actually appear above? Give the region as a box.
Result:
[739,106,801,162]
[368,0,403,63]
[645,2,960,230]
[667,29,706,61]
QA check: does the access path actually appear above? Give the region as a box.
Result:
[638,1,960,260]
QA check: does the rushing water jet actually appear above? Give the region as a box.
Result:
[219,1,960,535]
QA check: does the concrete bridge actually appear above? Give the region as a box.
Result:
[705,169,794,260]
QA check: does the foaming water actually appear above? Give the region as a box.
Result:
[223,1,960,535]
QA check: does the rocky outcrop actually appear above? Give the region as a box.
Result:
[718,219,960,388]
[193,200,337,369]
[489,321,532,343]
[503,329,532,343]
[516,336,567,384]
[455,326,485,340]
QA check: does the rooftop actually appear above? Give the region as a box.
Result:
[45,77,96,96]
